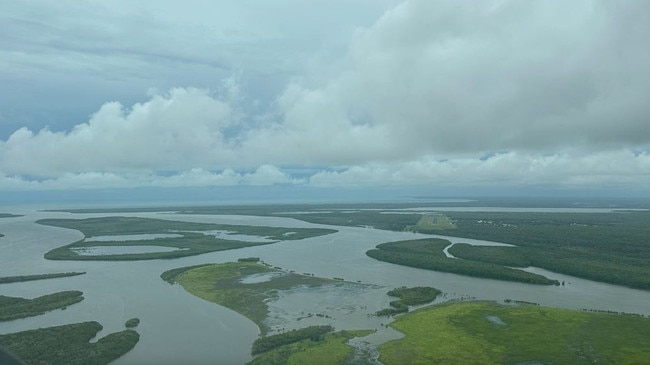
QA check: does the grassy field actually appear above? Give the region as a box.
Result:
[406,214,456,232]
[0,291,84,321]
[162,262,337,334]
[39,216,336,261]
[249,329,374,365]
[379,301,650,365]
[0,321,139,365]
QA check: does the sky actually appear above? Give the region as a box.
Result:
[2,0,650,203]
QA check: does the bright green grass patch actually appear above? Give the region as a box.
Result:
[162,262,337,334]
[407,214,456,232]
[379,301,650,365]
[39,217,336,261]
[0,321,139,365]
[248,329,375,365]
[0,291,84,321]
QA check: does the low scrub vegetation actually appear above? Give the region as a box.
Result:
[0,272,85,285]
[0,291,84,321]
[124,318,140,328]
[367,239,558,285]
[0,321,139,365]
[376,286,441,317]
[251,325,334,355]
[248,329,374,365]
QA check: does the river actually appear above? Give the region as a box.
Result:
[1,208,649,364]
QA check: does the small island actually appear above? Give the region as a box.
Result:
[162,262,377,364]
[39,216,337,261]
[0,291,84,322]
[375,286,441,317]
[0,322,139,365]
[0,272,86,285]
[125,318,140,328]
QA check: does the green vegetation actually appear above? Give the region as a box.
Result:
[406,214,456,232]
[238,257,261,262]
[448,244,529,267]
[378,301,650,365]
[38,217,336,261]
[0,213,21,218]
[162,262,337,334]
[48,203,650,288]
[388,286,442,306]
[0,321,139,365]
[367,239,558,285]
[0,291,84,321]
[252,325,334,354]
[249,329,374,365]
[124,318,140,328]
[376,287,441,317]
[442,211,650,289]
[0,272,86,285]
[165,262,374,362]
[270,207,650,290]
[160,263,213,283]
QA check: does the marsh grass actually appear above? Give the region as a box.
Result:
[163,262,337,334]
[248,329,375,365]
[379,301,650,365]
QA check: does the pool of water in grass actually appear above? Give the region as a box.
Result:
[240,272,287,284]
[71,245,186,256]
[192,230,277,243]
[84,234,183,242]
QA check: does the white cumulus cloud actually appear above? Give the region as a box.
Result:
[1,0,650,193]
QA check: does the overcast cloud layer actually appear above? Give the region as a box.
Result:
[1,0,650,194]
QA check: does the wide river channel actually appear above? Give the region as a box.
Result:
[1,208,649,364]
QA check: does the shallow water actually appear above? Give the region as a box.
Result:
[240,272,286,284]
[1,208,649,364]
[196,230,277,243]
[85,234,184,241]
[71,245,186,256]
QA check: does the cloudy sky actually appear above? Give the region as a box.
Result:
[2,0,650,202]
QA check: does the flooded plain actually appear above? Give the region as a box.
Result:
[1,208,650,364]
